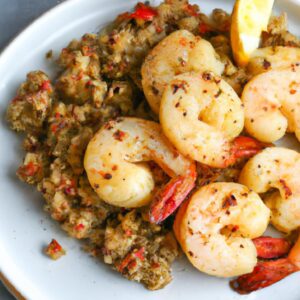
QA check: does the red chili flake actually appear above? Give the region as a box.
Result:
[77,70,84,81]
[104,121,115,130]
[232,225,239,232]
[214,89,222,98]
[85,80,93,88]
[50,121,66,134]
[41,80,51,92]
[179,37,188,46]
[263,59,271,70]
[128,3,158,21]
[290,89,297,95]
[134,247,145,261]
[202,72,212,81]
[112,165,118,171]
[172,81,188,94]
[279,179,292,198]
[103,173,112,180]
[96,170,112,180]
[74,223,85,231]
[184,4,198,16]
[125,229,132,237]
[113,130,127,141]
[222,194,238,209]
[155,24,163,33]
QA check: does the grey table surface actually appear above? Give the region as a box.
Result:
[0,2,66,298]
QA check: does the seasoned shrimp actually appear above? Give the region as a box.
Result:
[231,234,300,294]
[141,30,224,114]
[239,147,300,233]
[160,71,265,168]
[243,64,300,143]
[247,46,300,75]
[173,182,270,277]
[84,117,196,223]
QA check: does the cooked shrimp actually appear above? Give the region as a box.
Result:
[242,64,300,143]
[173,182,270,277]
[239,147,300,233]
[160,71,265,168]
[247,46,300,75]
[84,117,196,223]
[141,30,224,114]
[231,234,300,294]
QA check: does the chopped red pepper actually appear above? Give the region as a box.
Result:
[117,247,145,272]
[40,80,52,92]
[134,247,145,261]
[18,161,40,177]
[184,4,199,16]
[45,239,66,260]
[124,3,157,21]
[74,223,85,231]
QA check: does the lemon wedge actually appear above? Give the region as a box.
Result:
[231,0,274,67]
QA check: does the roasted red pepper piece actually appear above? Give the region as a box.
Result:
[45,239,66,260]
[117,247,145,273]
[18,161,40,177]
[127,3,157,21]
[40,80,52,92]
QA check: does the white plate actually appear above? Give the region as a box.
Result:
[1,0,300,299]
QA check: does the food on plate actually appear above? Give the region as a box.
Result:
[160,71,265,168]
[141,30,224,113]
[252,236,291,259]
[6,71,53,133]
[45,239,66,260]
[173,182,270,277]
[239,147,300,233]
[5,0,300,293]
[84,117,196,222]
[231,234,300,294]
[231,0,274,67]
[247,46,300,75]
[243,64,300,143]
